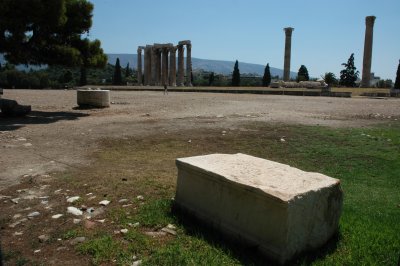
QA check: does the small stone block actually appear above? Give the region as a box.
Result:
[175,153,343,264]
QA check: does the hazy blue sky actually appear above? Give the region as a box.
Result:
[90,0,400,79]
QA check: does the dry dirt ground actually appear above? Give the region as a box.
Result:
[1,89,399,190]
[0,89,399,265]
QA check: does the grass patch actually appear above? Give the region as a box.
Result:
[54,122,400,265]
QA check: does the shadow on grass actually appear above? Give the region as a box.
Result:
[172,203,342,266]
[0,110,89,131]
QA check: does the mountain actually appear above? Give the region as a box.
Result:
[0,53,296,78]
[107,54,296,78]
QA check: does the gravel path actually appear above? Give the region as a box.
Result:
[1,89,399,189]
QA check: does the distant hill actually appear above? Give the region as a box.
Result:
[107,54,297,78]
[1,53,296,78]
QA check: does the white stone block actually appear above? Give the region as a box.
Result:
[175,153,343,264]
[77,89,110,108]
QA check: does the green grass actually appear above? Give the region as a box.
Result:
[58,122,400,265]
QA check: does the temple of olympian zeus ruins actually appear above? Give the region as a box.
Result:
[136,40,192,87]
[282,16,376,86]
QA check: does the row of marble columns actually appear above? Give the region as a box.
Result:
[137,40,192,86]
[283,16,376,87]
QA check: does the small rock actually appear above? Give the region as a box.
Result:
[67,206,83,216]
[54,189,62,193]
[56,246,67,251]
[136,195,144,200]
[119,199,128,203]
[86,207,95,213]
[280,138,286,142]
[222,131,227,134]
[84,220,96,229]
[133,222,140,227]
[14,231,23,236]
[9,218,28,228]
[34,249,41,253]
[13,214,22,219]
[86,192,93,196]
[17,137,27,141]
[120,229,128,234]
[73,219,81,224]
[70,237,86,245]
[88,196,97,200]
[161,227,177,236]
[187,139,192,143]
[96,219,105,223]
[144,231,167,237]
[132,260,142,266]
[86,206,105,218]
[23,143,33,147]
[0,195,11,200]
[216,114,224,118]
[52,214,63,219]
[99,200,110,206]
[122,204,133,208]
[11,198,20,204]
[27,211,40,218]
[67,196,80,203]
[38,234,50,243]
[166,224,176,230]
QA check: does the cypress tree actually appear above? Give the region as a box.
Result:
[113,58,122,85]
[297,65,310,82]
[262,63,271,86]
[339,53,359,87]
[232,60,240,86]
[79,67,87,86]
[394,60,400,89]
[208,72,215,86]
[125,63,131,77]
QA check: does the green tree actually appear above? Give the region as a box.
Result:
[262,63,271,86]
[297,65,309,82]
[113,58,122,85]
[340,53,359,87]
[0,0,107,69]
[323,72,338,86]
[125,63,131,78]
[394,60,400,89]
[208,72,215,86]
[232,60,240,86]
[80,67,87,86]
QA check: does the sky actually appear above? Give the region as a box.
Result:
[90,0,400,80]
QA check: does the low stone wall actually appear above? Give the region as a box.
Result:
[175,153,343,264]
[77,89,110,108]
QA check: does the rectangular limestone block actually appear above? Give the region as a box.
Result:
[175,153,343,264]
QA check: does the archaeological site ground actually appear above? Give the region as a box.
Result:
[0,89,399,265]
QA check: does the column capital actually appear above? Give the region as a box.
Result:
[284,27,294,36]
[365,16,376,27]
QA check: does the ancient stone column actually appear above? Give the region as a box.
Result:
[361,16,376,87]
[137,47,143,85]
[283,27,294,81]
[162,47,169,86]
[186,43,192,86]
[169,46,177,86]
[177,45,185,86]
[144,45,152,86]
[155,49,161,85]
[151,47,157,85]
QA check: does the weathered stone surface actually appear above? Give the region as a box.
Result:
[77,89,110,108]
[175,153,343,264]
[0,98,31,116]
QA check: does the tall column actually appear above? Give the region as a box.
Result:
[283,27,294,81]
[186,43,192,86]
[137,47,143,85]
[177,45,184,86]
[169,46,177,86]
[157,50,162,85]
[155,49,161,85]
[144,45,152,86]
[361,16,376,87]
[162,47,169,86]
[151,47,157,85]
